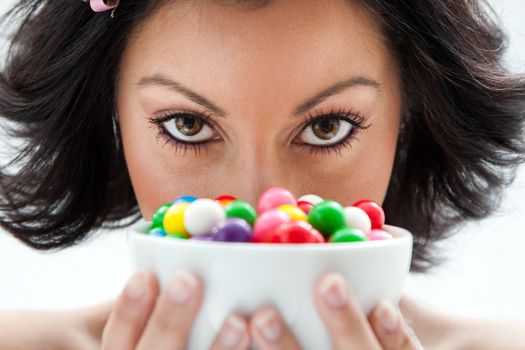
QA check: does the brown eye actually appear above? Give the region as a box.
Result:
[311,119,340,140]
[175,115,203,136]
[162,114,216,142]
[299,117,353,146]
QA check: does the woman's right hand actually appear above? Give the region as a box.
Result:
[101,269,251,350]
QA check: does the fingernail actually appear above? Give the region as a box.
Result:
[254,308,281,342]
[377,301,399,333]
[220,314,247,348]
[125,269,148,300]
[169,270,198,304]
[319,273,348,308]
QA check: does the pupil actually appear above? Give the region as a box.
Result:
[312,119,340,140]
[175,115,203,136]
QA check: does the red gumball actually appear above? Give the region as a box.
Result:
[297,200,314,215]
[215,194,237,207]
[352,199,374,207]
[274,221,324,244]
[215,195,237,201]
[353,200,385,230]
[309,227,325,243]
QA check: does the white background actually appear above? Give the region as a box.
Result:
[0,0,524,319]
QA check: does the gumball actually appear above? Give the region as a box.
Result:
[257,187,296,214]
[167,233,189,239]
[277,204,308,222]
[367,229,392,241]
[148,227,167,237]
[163,202,190,236]
[274,220,322,243]
[297,201,314,215]
[353,200,385,229]
[329,227,367,243]
[351,199,374,207]
[184,198,226,236]
[252,209,291,243]
[151,203,171,229]
[309,228,326,243]
[215,195,237,201]
[308,200,346,238]
[297,194,324,206]
[173,195,198,205]
[343,206,372,233]
[212,218,252,242]
[215,194,237,207]
[224,200,258,226]
[138,220,154,234]
[192,234,214,241]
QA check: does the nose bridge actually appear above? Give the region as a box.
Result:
[222,132,292,205]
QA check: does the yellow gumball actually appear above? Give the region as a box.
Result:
[163,202,190,236]
[277,204,308,221]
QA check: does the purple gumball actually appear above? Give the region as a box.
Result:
[212,218,253,243]
[193,234,214,241]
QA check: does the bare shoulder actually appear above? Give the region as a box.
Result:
[399,294,525,350]
[0,301,113,350]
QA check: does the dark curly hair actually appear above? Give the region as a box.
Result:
[0,0,524,272]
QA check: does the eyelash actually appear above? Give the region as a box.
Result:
[296,106,370,157]
[147,106,371,157]
[147,110,216,155]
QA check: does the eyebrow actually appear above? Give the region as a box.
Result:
[137,73,380,118]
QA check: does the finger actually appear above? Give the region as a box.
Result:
[136,269,203,350]
[314,272,381,350]
[368,301,424,350]
[249,306,301,350]
[210,314,251,350]
[101,269,159,350]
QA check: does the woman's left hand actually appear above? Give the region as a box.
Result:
[248,272,423,350]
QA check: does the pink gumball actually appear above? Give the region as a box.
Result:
[367,229,393,241]
[252,209,291,243]
[257,187,296,214]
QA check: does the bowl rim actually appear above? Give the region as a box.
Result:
[129,220,413,252]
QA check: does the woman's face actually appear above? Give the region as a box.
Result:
[117,0,402,219]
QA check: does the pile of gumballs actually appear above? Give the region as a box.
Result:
[144,187,393,244]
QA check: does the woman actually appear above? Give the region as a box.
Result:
[0,0,524,348]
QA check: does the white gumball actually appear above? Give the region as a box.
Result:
[343,206,372,233]
[184,198,225,236]
[298,194,323,206]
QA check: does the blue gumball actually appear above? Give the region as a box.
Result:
[173,195,198,205]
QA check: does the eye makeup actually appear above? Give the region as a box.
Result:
[147,105,371,157]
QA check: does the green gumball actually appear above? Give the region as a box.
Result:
[224,200,258,226]
[151,203,172,229]
[308,200,346,237]
[329,227,367,243]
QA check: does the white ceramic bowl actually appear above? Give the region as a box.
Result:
[128,221,412,349]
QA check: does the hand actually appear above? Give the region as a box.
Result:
[248,272,423,350]
[101,269,251,350]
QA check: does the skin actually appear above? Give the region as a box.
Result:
[113,0,410,348]
[117,0,402,218]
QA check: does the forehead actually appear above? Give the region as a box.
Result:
[120,0,393,111]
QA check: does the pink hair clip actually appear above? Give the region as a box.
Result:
[82,0,119,13]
